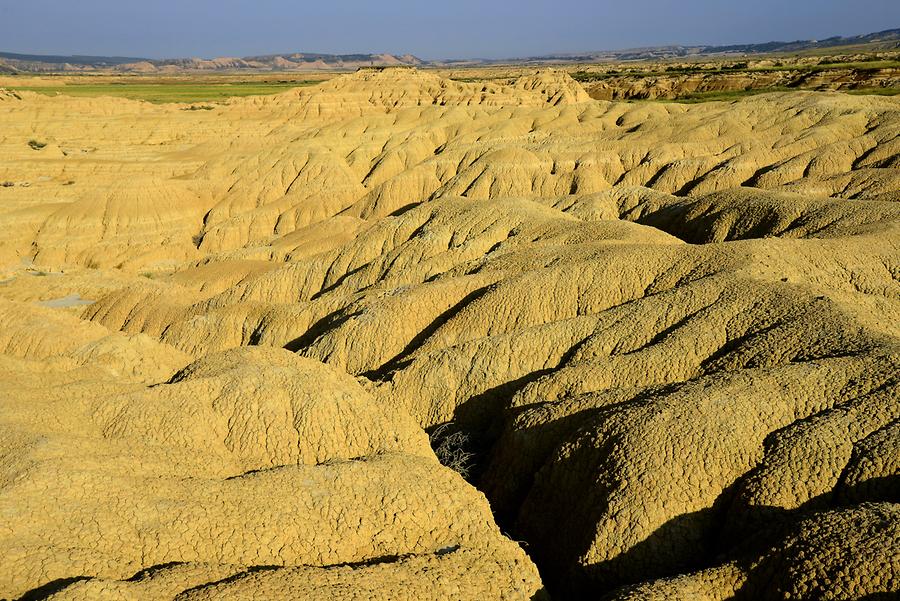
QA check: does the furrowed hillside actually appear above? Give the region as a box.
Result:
[0,68,898,600]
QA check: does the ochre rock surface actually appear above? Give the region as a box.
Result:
[0,68,897,599]
[0,342,542,599]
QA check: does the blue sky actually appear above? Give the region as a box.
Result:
[1,0,898,60]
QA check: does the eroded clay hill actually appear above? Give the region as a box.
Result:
[0,68,898,600]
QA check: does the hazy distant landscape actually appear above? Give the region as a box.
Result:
[2,28,898,106]
[3,27,898,72]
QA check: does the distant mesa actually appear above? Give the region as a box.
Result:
[0,28,897,73]
[0,50,426,74]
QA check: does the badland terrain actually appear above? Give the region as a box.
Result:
[0,39,898,601]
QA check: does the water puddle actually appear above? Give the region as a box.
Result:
[37,294,95,308]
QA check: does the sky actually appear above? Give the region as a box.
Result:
[1,0,899,60]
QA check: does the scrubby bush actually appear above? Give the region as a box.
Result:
[429,423,475,479]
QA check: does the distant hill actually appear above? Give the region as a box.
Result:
[1,29,897,73]
[0,51,424,73]
[473,28,900,65]
[0,51,146,66]
[702,27,900,55]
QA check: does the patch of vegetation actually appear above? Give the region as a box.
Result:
[570,71,600,82]
[846,87,900,96]
[7,80,322,104]
[664,85,900,103]
[182,105,215,111]
[27,139,46,150]
[814,59,900,71]
[429,423,475,479]
[669,87,795,103]
[449,75,512,83]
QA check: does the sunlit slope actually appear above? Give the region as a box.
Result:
[0,69,897,600]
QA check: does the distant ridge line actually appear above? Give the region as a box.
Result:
[1,27,897,73]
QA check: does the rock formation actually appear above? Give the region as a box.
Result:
[0,68,897,599]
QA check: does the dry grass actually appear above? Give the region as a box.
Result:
[429,423,475,478]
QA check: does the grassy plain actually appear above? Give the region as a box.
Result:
[1,54,898,104]
[1,74,328,103]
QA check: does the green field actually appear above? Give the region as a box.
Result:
[846,86,900,96]
[669,87,796,103]
[6,80,322,104]
[668,86,899,103]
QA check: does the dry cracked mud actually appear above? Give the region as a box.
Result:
[0,68,898,600]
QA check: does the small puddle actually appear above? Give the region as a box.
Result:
[37,294,95,308]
